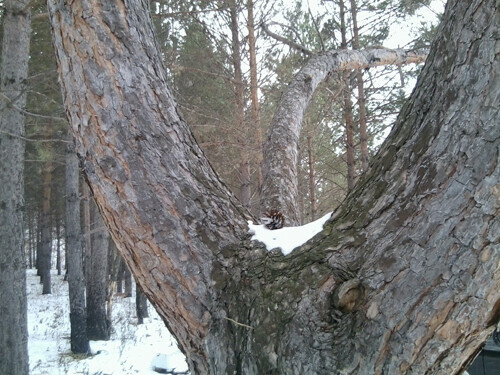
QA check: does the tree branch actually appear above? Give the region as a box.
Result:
[260,47,428,223]
[261,22,313,56]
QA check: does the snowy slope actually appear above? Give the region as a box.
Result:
[27,269,188,375]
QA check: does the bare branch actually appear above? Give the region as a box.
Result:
[0,92,67,121]
[261,23,313,56]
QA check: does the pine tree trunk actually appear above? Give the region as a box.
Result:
[247,0,264,199]
[56,216,62,275]
[47,1,499,373]
[306,134,317,221]
[65,135,91,354]
[0,1,31,374]
[339,0,357,191]
[86,200,110,340]
[229,0,251,209]
[81,182,92,283]
[350,0,369,172]
[123,263,132,297]
[136,285,149,325]
[40,162,53,294]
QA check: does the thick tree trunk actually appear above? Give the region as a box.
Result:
[48,0,499,374]
[48,1,249,371]
[0,1,31,374]
[65,136,91,354]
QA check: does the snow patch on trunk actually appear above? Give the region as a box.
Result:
[248,212,332,255]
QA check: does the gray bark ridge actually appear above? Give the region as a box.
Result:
[261,47,428,224]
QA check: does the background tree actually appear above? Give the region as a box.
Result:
[0,0,31,373]
[86,199,111,340]
[65,135,90,354]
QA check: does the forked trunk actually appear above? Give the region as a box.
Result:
[48,1,499,374]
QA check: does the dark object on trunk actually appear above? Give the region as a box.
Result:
[262,210,285,230]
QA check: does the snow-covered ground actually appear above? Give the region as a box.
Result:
[27,269,188,375]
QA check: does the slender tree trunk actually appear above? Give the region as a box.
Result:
[136,285,149,324]
[28,213,35,268]
[81,182,92,283]
[86,200,110,340]
[123,262,132,297]
[36,211,41,276]
[0,1,31,374]
[47,1,499,374]
[108,240,122,295]
[339,0,357,191]
[350,0,369,172]
[306,134,316,221]
[65,135,90,354]
[229,0,251,209]
[40,162,53,294]
[247,0,264,200]
[56,215,62,275]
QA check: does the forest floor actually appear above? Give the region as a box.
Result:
[27,269,188,375]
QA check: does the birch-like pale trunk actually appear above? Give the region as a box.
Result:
[260,47,427,223]
[48,0,499,374]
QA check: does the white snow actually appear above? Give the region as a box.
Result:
[27,269,188,375]
[248,212,332,255]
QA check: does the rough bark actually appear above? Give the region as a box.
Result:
[65,135,90,354]
[48,1,249,371]
[48,0,499,374]
[0,1,31,374]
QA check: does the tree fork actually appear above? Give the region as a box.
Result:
[48,0,499,374]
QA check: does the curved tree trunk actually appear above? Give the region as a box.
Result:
[48,0,499,374]
[260,48,426,223]
[47,1,249,372]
